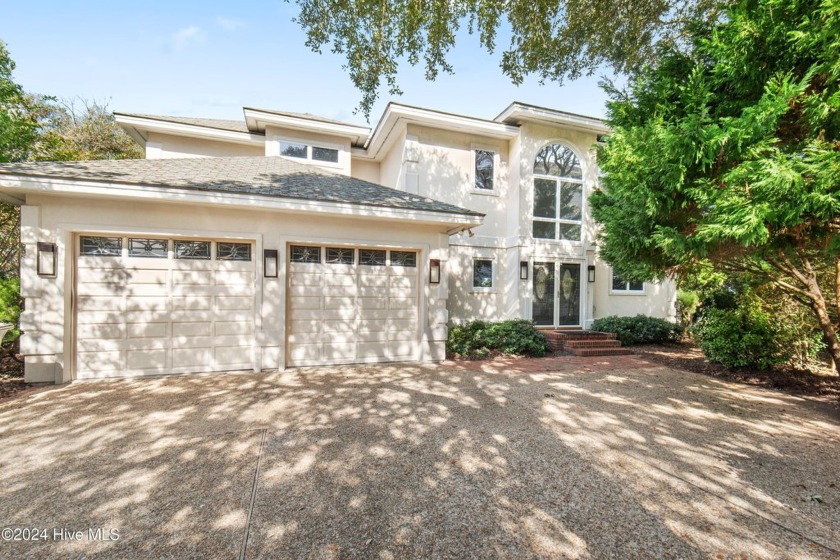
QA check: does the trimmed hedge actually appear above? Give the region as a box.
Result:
[0,277,21,341]
[591,314,683,346]
[447,319,549,359]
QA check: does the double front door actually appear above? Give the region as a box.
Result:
[532,262,582,327]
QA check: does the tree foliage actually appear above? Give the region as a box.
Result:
[591,0,840,368]
[294,0,722,117]
[0,40,39,164]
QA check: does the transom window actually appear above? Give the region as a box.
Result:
[175,240,211,260]
[217,242,252,261]
[129,238,168,258]
[390,251,417,267]
[360,249,386,266]
[612,271,644,292]
[474,149,494,190]
[532,144,583,241]
[290,245,321,263]
[80,236,122,256]
[326,247,355,264]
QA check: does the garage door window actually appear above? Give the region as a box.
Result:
[360,249,386,266]
[217,242,252,261]
[326,247,355,264]
[291,245,321,263]
[80,236,122,256]
[129,238,168,258]
[175,240,211,260]
[390,251,417,267]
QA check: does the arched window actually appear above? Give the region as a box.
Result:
[532,144,583,241]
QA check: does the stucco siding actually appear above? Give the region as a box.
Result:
[147,132,263,159]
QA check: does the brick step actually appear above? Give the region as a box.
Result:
[568,347,635,357]
[564,339,623,349]
[544,331,617,341]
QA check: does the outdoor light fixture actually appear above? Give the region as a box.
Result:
[429,259,441,284]
[263,249,278,278]
[37,242,57,277]
[520,261,529,280]
[588,265,596,283]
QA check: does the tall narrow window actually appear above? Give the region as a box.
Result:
[532,144,583,241]
[474,149,494,190]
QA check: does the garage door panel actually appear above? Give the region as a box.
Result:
[123,283,171,297]
[76,282,125,297]
[77,296,125,312]
[389,341,415,357]
[126,349,168,370]
[214,346,251,366]
[170,296,212,311]
[359,276,387,288]
[172,321,213,337]
[172,260,215,271]
[77,323,125,340]
[325,273,356,287]
[289,343,321,362]
[125,296,169,312]
[289,296,321,310]
[324,296,356,309]
[324,343,355,360]
[215,296,254,310]
[288,284,325,297]
[289,272,323,286]
[388,297,417,309]
[127,322,168,338]
[215,321,254,336]
[389,276,416,289]
[322,320,355,334]
[357,331,388,342]
[359,319,388,332]
[77,351,124,373]
[172,270,213,286]
[172,348,213,369]
[289,320,321,335]
[358,297,387,310]
[77,256,125,270]
[356,343,390,360]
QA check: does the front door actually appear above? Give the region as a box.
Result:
[532,262,581,327]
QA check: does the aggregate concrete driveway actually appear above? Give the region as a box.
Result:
[1,355,838,559]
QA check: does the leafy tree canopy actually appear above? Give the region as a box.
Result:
[0,40,39,163]
[591,0,840,366]
[294,0,722,117]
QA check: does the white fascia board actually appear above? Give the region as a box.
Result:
[243,109,371,146]
[495,104,611,135]
[115,115,265,147]
[0,175,483,228]
[360,104,520,161]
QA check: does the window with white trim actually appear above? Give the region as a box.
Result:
[474,149,495,190]
[611,271,644,293]
[279,140,340,164]
[532,143,583,241]
[472,259,494,289]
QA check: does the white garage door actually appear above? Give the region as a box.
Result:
[287,245,420,367]
[75,235,256,379]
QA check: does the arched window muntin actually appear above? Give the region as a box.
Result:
[532,143,584,241]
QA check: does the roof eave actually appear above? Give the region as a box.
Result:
[0,174,483,227]
[114,114,265,147]
[242,108,372,147]
[494,103,610,135]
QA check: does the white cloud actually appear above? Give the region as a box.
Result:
[216,17,245,31]
[171,25,205,50]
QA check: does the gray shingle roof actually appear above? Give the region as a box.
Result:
[115,113,254,134]
[0,156,481,217]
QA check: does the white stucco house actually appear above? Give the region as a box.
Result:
[0,101,675,383]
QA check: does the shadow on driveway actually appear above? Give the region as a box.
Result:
[0,356,838,558]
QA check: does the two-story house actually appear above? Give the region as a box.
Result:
[0,101,675,383]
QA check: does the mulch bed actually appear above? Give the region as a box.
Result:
[632,341,840,401]
[0,353,29,401]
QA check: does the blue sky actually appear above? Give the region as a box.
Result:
[0,1,617,126]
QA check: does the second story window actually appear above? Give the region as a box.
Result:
[474,149,495,190]
[532,143,583,241]
[279,140,340,165]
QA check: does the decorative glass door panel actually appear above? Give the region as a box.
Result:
[532,262,555,326]
[557,264,581,326]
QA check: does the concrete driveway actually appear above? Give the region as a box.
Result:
[1,356,838,559]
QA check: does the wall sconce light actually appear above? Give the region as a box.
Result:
[263,249,278,278]
[429,259,441,284]
[37,242,57,277]
[587,265,596,283]
[520,261,529,280]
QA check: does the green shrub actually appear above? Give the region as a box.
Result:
[676,289,700,326]
[447,319,548,358]
[0,277,21,342]
[591,315,683,346]
[691,305,787,369]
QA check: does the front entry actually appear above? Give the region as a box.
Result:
[532,262,582,327]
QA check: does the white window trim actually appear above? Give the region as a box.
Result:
[275,135,344,169]
[609,269,647,295]
[471,257,496,293]
[532,173,584,242]
[470,144,500,196]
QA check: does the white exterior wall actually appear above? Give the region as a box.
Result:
[146,132,264,159]
[20,195,451,382]
[351,159,380,183]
